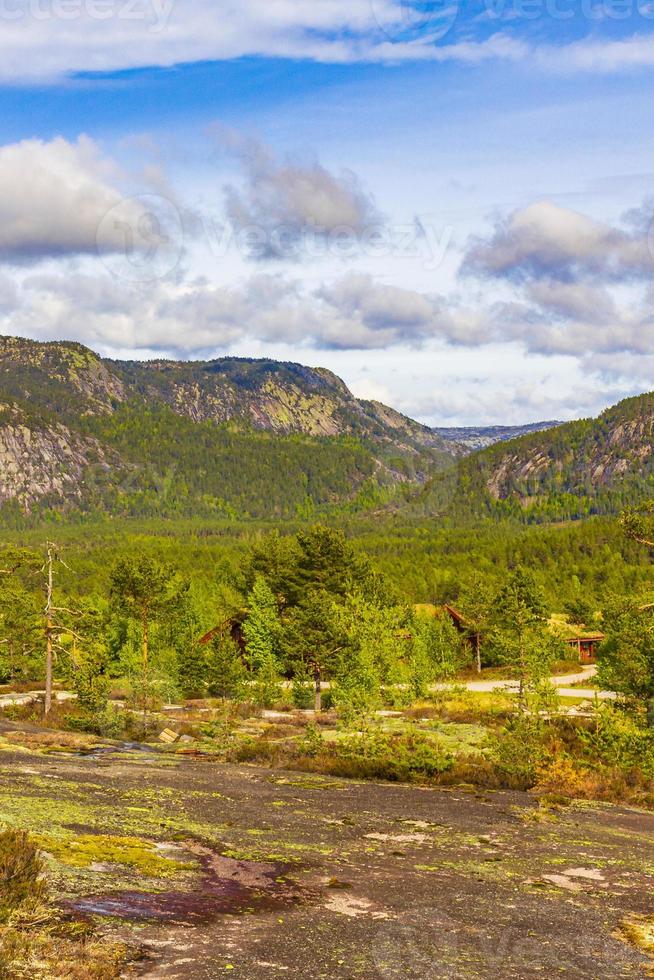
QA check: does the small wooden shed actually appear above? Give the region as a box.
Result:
[564,633,605,665]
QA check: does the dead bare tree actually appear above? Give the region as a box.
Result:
[41,543,83,717]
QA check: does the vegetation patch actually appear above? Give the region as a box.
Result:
[619,916,654,975]
[35,833,195,878]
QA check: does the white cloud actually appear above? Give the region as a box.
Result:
[524,280,618,325]
[218,131,382,259]
[2,0,653,83]
[2,269,472,353]
[463,200,654,283]
[535,32,654,73]
[0,3,523,82]
[0,136,158,261]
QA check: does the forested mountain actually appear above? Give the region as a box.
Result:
[423,392,654,522]
[0,336,463,520]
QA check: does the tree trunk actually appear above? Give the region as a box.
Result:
[475,633,482,674]
[142,607,149,737]
[314,665,322,713]
[44,545,54,717]
[45,621,53,716]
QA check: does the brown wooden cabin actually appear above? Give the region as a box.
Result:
[564,633,605,665]
[199,611,247,653]
[443,604,482,654]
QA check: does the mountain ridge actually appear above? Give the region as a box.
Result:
[0,335,462,518]
[427,391,654,522]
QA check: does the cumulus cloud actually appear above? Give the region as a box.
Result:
[0,136,167,262]
[523,280,619,326]
[458,194,654,361]
[463,200,654,284]
[2,270,478,354]
[217,132,382,260]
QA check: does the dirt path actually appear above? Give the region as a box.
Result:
[437,665,616,700]
[0,746,653,978]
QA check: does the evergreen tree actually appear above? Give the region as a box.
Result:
[243,576,282,671]
[110,555,184,731]
[294,525,362,599]
[207,632,247,701]
[489,567,555,705]
[251,652,283,709]
[281,590,344,711]
[177,644,208,699]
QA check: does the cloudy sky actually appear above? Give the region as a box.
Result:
[1,1,654,425]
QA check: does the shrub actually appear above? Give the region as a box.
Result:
[291,673,314,709]
[298,722,324,757]
[581,706,654,778]
[65,705,125,739]
[0,829,47,922]
[334,731,454,782]
[321,689,334,711]
[489,715,550,790]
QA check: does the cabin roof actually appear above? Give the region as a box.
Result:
[443,604,472,628]
[198,609,248,646]
[548,614,604,643]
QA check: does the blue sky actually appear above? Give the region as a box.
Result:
[1,1,654,424]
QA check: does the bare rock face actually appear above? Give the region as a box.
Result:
[0,421,109,509]
[0,336,125,414]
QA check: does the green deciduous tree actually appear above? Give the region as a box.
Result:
[410,611,466,695]
[597,597,654,716]
[331,593,403,720]
[457,573,494,673]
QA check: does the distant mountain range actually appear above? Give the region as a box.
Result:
[433,421,564,451]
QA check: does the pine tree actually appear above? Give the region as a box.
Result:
[207,632,247,701]
[243,576,282,671]
[281,590,344,711]
[110,555,184,732]
[489,567,555,706]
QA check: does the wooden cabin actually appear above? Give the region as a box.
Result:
[199,611,247,652]
[444,604,481,647]
[563,633,605,665]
